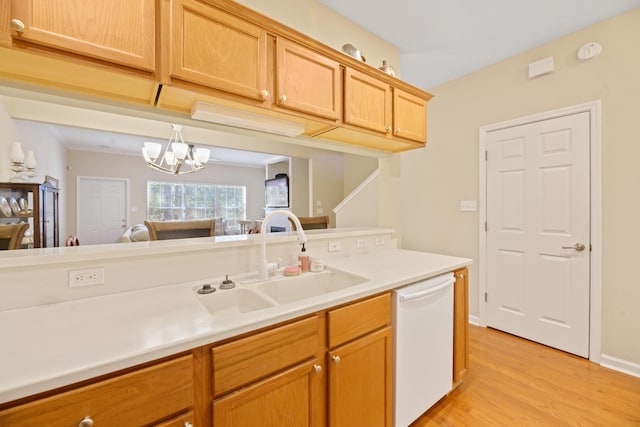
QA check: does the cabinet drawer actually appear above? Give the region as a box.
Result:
[328,293,391,348]
[0,355,194,427]
[213,315,320,396]
[153,409,194,427]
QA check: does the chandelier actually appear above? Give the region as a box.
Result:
[141,124,210,175]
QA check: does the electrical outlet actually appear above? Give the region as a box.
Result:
[328,241,341,252]
[69,268,105,287]
[356,239,367,248]
[375,237,385,246]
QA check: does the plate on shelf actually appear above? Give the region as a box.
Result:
[0,197,11,217]
[9,197,20,215]
[18,197,27,212]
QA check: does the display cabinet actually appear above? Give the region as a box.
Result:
[0,176,59,248]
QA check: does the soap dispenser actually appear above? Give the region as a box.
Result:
[298,243,310,272]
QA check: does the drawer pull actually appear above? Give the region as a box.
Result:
[78,416,94,427]
[184,422,194,427]
[279,94,287,104]
[313,364,322,373]
[332,355,341,363]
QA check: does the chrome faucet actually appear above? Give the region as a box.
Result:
[259,210,307,280]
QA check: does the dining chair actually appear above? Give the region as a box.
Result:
[288,215,330,230]
[0,223,30,250]
[144,219,215,241]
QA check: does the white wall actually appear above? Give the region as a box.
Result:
[235,0,400,75]
[399,8,640,365]
[0,102,68,239]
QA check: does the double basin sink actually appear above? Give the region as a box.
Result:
[195,268,369,318]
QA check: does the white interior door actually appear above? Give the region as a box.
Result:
[77,177,128,245]
[486,112,590,357]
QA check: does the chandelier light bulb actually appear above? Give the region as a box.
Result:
[195,148,211,164]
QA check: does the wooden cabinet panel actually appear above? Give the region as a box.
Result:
[213,359,324,427]
[0,355,194,427]
[276,38,341,120]
[453,267,469,386]
[328,327,392,427]
[10,0,155,71]
[212,315,320,396]
[328,293,391,348]
[393,88,427,143]
[343,67,392,135]
[168,0,268,102]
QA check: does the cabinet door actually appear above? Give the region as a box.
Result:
[453,267,469,386]
[10,0,155,71]
[343,68,392,135]
[168,0,268,102]
[392,88,427,143]
[213,359,325,427]
[328,327,392,427]
[276,38,341,120]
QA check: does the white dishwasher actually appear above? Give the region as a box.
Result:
[393,272,455,427]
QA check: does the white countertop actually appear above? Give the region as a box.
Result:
[0,248,470,404]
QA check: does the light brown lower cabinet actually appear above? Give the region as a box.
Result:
[0,355,195,427]
[453,267,469,386]
[327,293,393,427]
[328,327,393,427]
[213,358,324,426]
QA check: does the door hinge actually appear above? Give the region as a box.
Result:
[485,150,488,161]
[590,243,592,252]
[484,221,488,232]
[484,292,488,303]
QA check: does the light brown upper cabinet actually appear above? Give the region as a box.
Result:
[165,0,268,103]
[275,38,341,121]
[9,0,155,71]
[393,88,427,143]
[343,67,393,135]
[343,67,427,144]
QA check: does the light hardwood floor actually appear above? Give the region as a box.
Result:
[413,325,640,426]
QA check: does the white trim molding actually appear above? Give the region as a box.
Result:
[600,354,640,378]
[478,100,602,363]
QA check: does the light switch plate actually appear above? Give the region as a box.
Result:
[460,200,477,212]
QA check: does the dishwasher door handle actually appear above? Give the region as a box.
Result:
[398,278,455,302]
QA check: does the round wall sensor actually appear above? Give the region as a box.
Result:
[577,42,602,62]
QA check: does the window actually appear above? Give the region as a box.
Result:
[147,182,246,224]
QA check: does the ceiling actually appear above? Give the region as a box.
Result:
[60,123,287,167]
[16,120,289,168]
[317,0,640,89]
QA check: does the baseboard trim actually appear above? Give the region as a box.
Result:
[468,314,480,326]
[600,354,640,378]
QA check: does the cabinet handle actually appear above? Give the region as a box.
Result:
[260,89,269,100]
[184,422,194,427]
[78,416,94,427]
[313,364,322,373]
[332,355,341,363]
[395,128,401,135]
[386,126,392,133]
[10,19,25,33]
[278,94,287,104]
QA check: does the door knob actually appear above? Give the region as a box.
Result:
[562,243,586,251]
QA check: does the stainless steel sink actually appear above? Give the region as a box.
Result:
[197,288,275,317]
[256,268,368,304]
